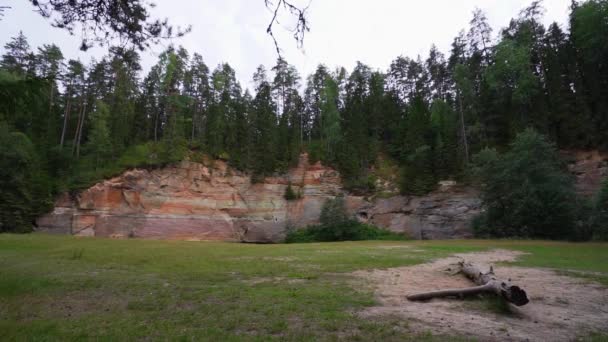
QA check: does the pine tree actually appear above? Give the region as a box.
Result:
[1,32,33,77]
[85,101,113,170]
[430,100,459,179]
[320,76,340,161]
[0,124,37,232]
[570,0,608,148]
[400,96,437,195]
[183,53,210,145]
[107,47,141,152]
[250,66,278,178]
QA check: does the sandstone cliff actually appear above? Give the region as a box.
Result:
[37,154,481,242]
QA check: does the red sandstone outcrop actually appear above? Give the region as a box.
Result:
[37,153,481,241]
[37,151,606,242]
[37,154,343,242]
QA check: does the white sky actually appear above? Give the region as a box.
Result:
[0,0,573,91]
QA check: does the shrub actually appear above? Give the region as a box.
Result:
[284,184,299,201]
[593,178,608,240]
[285,221,406,243]
[285,196,406,243]
[472,129,577,239]
[571,198,595,242]
[319,197,350,227]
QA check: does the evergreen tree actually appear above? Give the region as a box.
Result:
[60,59,85,149]
[473,129,576,239]
[107,47,141,152]
[320,76,340,161]
[0,123,51,233]
[85,101,113,170]
[340,62,374,189]
[303,64,330,141]
[399,96,436,195]
[1,32,33,77]
[250,66,277,177]
[183,53,210,145]
[430,100,459,178]
[570,0,608,148]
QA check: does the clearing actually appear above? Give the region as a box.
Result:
[355,249,608,341]
[0,235,607,341]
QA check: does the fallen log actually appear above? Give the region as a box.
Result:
[407,261,529,306]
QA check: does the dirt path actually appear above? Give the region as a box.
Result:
[353,249,608,341]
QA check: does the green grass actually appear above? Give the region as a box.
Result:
[0,235,607,341]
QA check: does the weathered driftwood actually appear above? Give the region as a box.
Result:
[407,261,529,306]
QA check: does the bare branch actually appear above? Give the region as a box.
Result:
[0,5,10,19]
[265,0,311,56]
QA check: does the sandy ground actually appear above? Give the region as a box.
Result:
[353,249,608,341]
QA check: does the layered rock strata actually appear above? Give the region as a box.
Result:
[37,154,481,241]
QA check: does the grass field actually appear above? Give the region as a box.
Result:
[1,235,607,341]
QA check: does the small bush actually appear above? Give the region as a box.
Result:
[593,178,608,240]
[285,196,406,243]
[306,140,325,165]
[284,184,299,201]
[320,197,350,227]
[285,221,406,243]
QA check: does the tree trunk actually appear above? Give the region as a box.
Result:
[153,109,159,142]
[72,100,83,155]
[191,101,198,144]
[60,98,71,148]
[407,261,529,307]
[76,102,88,158]
[457,89,470,164]
[75,100,88,159]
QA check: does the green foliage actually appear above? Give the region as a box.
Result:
[67,141,187,191]
[430,100,459,178]
[320,76,341,160]
[570,0,608,148]
[401,145,438,195]
[286,196,406,243]
[283,184,299,201]
[250,73,278,178]
[85,101,113,170]
[0,123,51,233]
[305,140,325,164]
[319,197,350,227]
[473,129,577,239]
[593,178,608,240]
[285,221,407,243]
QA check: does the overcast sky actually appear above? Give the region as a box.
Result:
[0,0,573,91]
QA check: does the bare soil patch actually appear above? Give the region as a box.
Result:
[353,249,608,341]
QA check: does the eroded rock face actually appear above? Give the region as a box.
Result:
[354,185,481,240]
[37,154,342,242]
[37,154,483,241]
